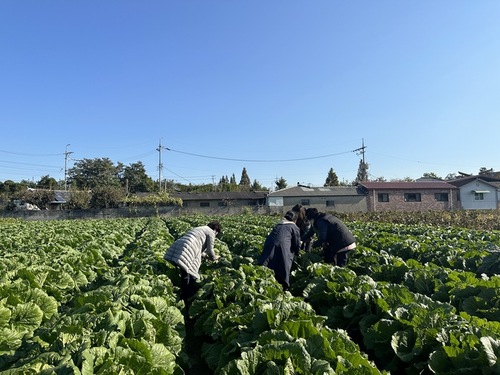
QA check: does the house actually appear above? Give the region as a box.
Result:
[49,190,71,210]
[169,191,268,210]
[356,180,459,212]
[448,175,500,210]
[266,185,367,213]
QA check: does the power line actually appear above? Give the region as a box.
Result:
[0,149,62,157]
[166,147,354,162]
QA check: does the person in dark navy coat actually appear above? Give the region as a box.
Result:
[258,210,301,291]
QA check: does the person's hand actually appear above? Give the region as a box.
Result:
[212,255,220,262]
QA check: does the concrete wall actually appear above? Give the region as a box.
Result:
[0,205,269,221]
[281,196,368,213]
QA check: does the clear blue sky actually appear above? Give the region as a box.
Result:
[1,1,499,189]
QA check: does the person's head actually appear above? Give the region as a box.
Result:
[284,210,298,222]
[207,221,222,236]
[305,208,319,222]
[291,204,306,224]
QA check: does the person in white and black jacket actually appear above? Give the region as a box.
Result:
[164,221,222,305]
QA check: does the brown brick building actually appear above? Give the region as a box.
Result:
[357,181,459,212]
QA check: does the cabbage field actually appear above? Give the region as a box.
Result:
[2,214,500,374]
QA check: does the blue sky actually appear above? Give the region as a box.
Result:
[1,1,499,189]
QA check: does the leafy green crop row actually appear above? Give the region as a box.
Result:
[2,214,500,374]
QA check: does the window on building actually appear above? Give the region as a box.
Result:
[404,193,421,202]
[435,193,449,202]
[200,202,210,207]
[301,199,310,206]
[326,200,335,207]
[474,192,485,201]
[378,193,389,202]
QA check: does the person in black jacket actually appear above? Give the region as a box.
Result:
[258,210,301,291]
[291,204,312,252]
[303,208,356,266]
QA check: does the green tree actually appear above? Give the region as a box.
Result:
[478,167,500,178]
[37,175,58,190]
[20,189,53,210]
[251,179,266,191]
[122,162,155,193]
[275,177,287,190]
[239,168,251,190]
[20,179,36,188]
[0,180,21,194]
[422,172,441,180]
[445,173,457,180]
[89,186,125,208]
[355,160,369,182]
[68,158,123,189]
[324,168,339,187]
[216,175,238,192]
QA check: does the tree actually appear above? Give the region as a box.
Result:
[239,167,251,190]
[20,189,54,210]
[0,180,21,194]
[479,167,491,175]
[389,177,415,182]
[89,186,125,209]
[37,175,58,190]
[355,160,369,182]
[275,177,287,190]
[422,172,441,180]
[217,175,239,192]
[324,168,339,187]
[122,162,155,193]
[251,179,266,191]
[68,158,123,189]
[445,173,457,180]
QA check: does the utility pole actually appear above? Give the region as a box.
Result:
[156,140,167,192]
[64,144,73,191]
[353,138,367,164]
[353,139,368,182]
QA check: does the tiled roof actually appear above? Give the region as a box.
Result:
[268,185,361,197]
[448,176,500,188]
[358,181,457,190]
[169,191,268,201]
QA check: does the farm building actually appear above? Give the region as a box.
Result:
[266,185,367,213]
[169,190,268,210]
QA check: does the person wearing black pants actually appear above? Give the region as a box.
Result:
[303,208,356,266]
[164,221,222,308]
